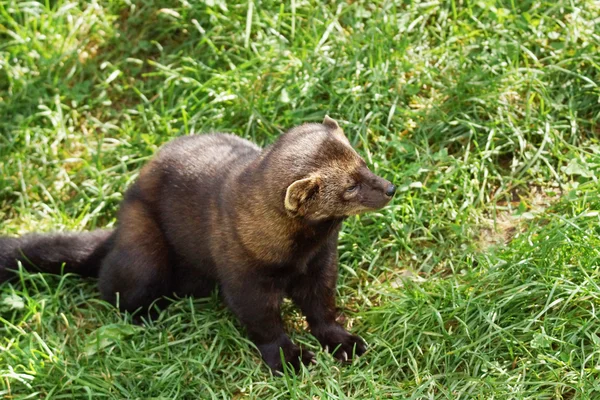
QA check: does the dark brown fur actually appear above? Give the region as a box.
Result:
[0,117,395,372]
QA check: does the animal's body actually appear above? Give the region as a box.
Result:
[0,117,395,372]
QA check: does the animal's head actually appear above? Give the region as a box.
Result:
[272,116,395,221]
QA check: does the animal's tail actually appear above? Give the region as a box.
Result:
[0,230,115,283]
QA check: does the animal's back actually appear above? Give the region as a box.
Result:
[155,133,261,178]
[137,133,262,276]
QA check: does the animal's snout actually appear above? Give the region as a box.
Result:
[385,184,396,197]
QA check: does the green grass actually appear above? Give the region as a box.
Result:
[1,0,600,398]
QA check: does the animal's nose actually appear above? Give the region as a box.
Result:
[385,184,396,197]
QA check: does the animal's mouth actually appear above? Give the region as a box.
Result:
[348,197,394,215]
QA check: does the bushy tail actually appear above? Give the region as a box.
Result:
[0,230,115,283]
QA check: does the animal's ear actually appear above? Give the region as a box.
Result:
[323,115,340,130]
[323,115,351,145]
[285,176,321,215]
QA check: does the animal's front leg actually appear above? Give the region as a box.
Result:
[222,272,315,372]
[288,245,367,362]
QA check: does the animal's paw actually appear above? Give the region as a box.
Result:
[258,335,315,373]
[313,324,367,362]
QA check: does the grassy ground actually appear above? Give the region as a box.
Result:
[1,0,600,398]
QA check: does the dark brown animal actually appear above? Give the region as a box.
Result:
[0,117,395,372]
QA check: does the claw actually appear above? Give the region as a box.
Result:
[340,351,348,362]
[302,350,316,366]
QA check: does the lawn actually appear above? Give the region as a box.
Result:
[1,0,600,398]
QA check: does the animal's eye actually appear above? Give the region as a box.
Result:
[346,184,359,193]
